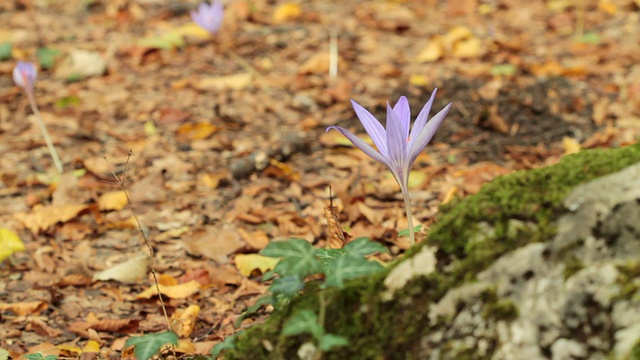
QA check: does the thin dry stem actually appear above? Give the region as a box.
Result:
[102,149,174,345]
[26,91,63,174]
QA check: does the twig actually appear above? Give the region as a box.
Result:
[102,149,175,355]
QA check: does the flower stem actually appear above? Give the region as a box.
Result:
[401,188,416,246]
[26,91,63,174]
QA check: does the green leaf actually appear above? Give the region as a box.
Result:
[397,225,422,237]
[22,355,46,360]
[44,356,57,360]
[318,333,349,352]
[124,331,178,360]
[314,248,345,268]
[0,43,11,61]
[269,275,305,298]
[323,256,384,289]
[37,47,60,70]
[282,309,324,340]
[490,64,517,76]
[343,237,388,258]
[54,95,81,109]
[261,239,322,277]
[235,294,274,327]
[211,331,244,358]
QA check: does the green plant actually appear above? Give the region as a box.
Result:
[225,237,388,357]
[22,354,57,360]
[124,331,179,360]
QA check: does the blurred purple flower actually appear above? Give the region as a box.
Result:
[12,61,37,92]
[327,90,451,196]
[191,1,224,35]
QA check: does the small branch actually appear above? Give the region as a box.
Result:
[102,149,175,357]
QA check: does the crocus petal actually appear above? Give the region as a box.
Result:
[392,96,411,141]
[326,126,390,167]
[12,61,37,91]
[191,1,224,34]
[407,103,452,167]
[385,103,408,177]
[409,89,437,144]
[350,100,389,158]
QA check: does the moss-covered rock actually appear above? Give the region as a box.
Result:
[225,143,640,360]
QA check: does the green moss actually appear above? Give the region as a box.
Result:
[631,338,640,360]
[480,288,519,321]
[226,143,640,360]
[614,262,640,302]
[563,255,585,280]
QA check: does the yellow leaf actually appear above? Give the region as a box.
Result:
[415,40,443,63]
[407,170,427,189]
[136,280,201,299]
[171,305,200,338]
[0,228,25,262]
[409,74,429,86]
[57,340,100,355]
[452,37,483,59]
[234,254,279,277]
[273,3,302,24]
[175,22,211,39]
[98,191,128,211]
[563,137,581,155]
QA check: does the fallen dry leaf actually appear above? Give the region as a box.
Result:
[15,204,89,234]
[136,280,201,299]
[272,3,302,24]
[92,254,148,283]
[171,305,200,338]
[0,228,25,262]
[57,340,100,356]
[98,191,128,211]
[0,301,48,316]
[234,254,279,277]
[69,318,139,334]
[184,225,245,264]
[194,73,252,91]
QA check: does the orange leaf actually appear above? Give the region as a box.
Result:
[98,191,128,211]
[14,204,88,234]
[176,122,218,140]
[0,301,48,316]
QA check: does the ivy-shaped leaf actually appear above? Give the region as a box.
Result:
[313,248,344,268]
[269,274,305,298]
[22,355,56,360]
[210,331,245,358]
[318,333,349,352]
[282,309,324,340]
[343,237,388,258]
[323,256,384,289]
[124,331,178,360]
[261,239,322,277]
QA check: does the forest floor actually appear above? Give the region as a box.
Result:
[1,0,640,358]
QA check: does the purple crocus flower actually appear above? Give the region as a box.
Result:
[191,0,224,34]
[327,90,451,245]
[12,61,37,91]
